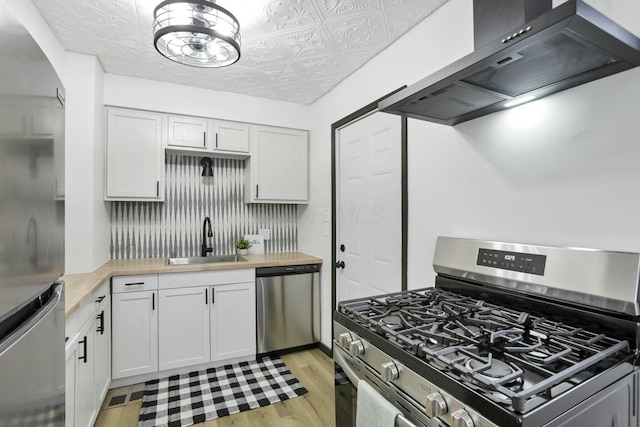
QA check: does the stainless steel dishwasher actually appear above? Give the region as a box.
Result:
[256,263,321,355]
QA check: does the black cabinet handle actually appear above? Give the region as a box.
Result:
[256,185,259,199]
[78,336,87,363]
[215,133,218,148]
[97,311,104,335]
[152,293,155,310]
[95,295,105,303]
[205,288,208,305]
[211,289,215,304]
[125,282,145,286]
[204,131,206,146]
[336,261,345,269]
[156,181,159,197]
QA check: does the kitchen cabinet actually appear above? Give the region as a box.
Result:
[94,295,111,406]
[111,274,159,379]
[167,115,208,149]
[245,125,309,204]
[211,120,250,154]
[165,114,250,158]
[158,286,210,371]
[65,280,110,427]
[74,317,97,427]
[105,108,165,201]
[211,282,256,361]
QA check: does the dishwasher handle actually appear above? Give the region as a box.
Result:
[256,277,267,353]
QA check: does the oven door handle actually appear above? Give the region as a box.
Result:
[334,345,361,386]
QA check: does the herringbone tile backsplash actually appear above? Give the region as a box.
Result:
[110,154,297,259]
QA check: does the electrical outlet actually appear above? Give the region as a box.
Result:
[259,229,271,240]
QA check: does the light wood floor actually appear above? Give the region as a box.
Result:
[95,349,335,427]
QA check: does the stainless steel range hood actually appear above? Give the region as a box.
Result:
[379,0,640,126]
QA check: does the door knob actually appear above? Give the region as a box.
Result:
[336,261,345,269]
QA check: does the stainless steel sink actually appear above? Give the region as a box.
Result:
[166,255,246,265]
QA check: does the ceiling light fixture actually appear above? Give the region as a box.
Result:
[153,0,241,68]
[504,95,536,108]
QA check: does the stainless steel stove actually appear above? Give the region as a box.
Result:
[334,237,640,427]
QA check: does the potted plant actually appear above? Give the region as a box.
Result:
[235,237,252,255]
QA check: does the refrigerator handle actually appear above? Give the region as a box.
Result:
[0,283,63,356]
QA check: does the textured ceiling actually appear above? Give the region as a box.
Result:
[32,0,448,104]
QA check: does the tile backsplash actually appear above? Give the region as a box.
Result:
[110,154,297,259]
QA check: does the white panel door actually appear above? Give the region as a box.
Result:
[74,318,97,427]
[212,120,250,153]
[159,287,210,370]
[111,291,158,379]
[106,108,164,200]
[211,282,256,361]
[94,297,111,406]
[336,112,402,302]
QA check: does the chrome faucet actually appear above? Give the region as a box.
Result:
[201,217,213,257]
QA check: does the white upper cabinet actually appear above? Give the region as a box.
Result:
[167,115,208,149]
[211,120,250,154]
[165,115,250,158]
[105,108,165,201]
[245,125,309,204]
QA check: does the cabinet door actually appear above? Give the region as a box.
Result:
[211,282,256,362]
[158,287,210,370]
[112,291,158,379]
[248,126,308,203]
[106,108,165,200]
[74,319,97,427]
[167,115,208,149]
[65,343,77,427]
[29,101,53,136]
[94,297,111,406]
[212,120,249,153]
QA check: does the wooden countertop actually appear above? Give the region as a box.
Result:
[63,252,322,319]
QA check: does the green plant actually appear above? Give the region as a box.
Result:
[235,238,252,250]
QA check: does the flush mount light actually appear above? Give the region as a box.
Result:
[504,95,536,108]
[153,0,241,68]
[200,157,214,176]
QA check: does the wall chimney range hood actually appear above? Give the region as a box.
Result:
[379,0,640,126]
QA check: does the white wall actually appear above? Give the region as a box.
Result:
[103,75,311,130]
[64,52,110,273]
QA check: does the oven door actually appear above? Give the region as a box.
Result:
[334,345,423,427]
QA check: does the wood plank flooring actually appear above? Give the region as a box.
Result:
[94,349,335,427]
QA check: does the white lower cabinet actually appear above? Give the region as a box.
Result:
[211,282,256,361]
[158,287,210,371]
[111,290,158,379]
[94,297,111,405]
[74,319,97,427]
[65,281,111,427]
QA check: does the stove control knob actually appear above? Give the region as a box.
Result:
[380,361,399,382]
[349,340,365,356]
[425,392,447,418]
[451,409,475,427]
[338,332,353,348]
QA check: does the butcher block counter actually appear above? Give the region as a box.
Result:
[63,252,322,318]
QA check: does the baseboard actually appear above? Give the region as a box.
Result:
[318,342,332,358]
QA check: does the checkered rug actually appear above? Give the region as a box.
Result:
[138,357,308,427]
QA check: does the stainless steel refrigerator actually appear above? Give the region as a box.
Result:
[0,2,66,426]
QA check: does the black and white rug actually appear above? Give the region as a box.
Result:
[138,357,308,427]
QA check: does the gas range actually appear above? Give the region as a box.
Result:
[334,237,640,427]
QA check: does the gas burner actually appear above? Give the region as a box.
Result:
[466,358,524,392]
[468,358,514,378]
[380,315,402,329]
